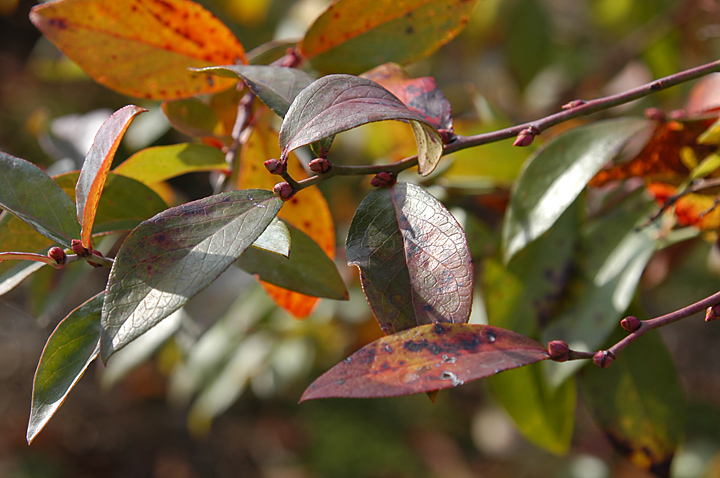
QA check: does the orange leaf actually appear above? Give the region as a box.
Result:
[30,0,246,99]
[239,116,336,318]
[648,182,720,230]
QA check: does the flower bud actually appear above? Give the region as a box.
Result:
[308,157,331,174]
[47,247,67,265]
[264,158,286,175]
[71,239,88,256]
[370,171,396,188]
[592,350,615,369]
[273,181,294,200]
[547,340,569,362]
[513,127,538,147]
[620,315,641,331]
[705,305,720,322]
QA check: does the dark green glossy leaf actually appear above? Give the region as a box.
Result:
[195,65,314,118]
[27,293,103,444]
[101,190,282,360]
[503,118,650,262]
[161,99,224,138]
[237,222,348,300]
[0,152,79,247]
[301,323,549,400]
[580,330,685,477]
[280,75,442,175]
[346,182,473,334]
[114,144,228,185]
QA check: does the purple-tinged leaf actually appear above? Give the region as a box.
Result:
[0,152,79,247]
[0,252,61,268]
[301,323,549,401]
[346,182,473,335]
[101,190,282,361]
[279,74,443,175]
[27,293,103,444]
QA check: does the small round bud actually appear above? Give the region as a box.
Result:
[547,340,570,362]
[705,305,720,322]
[47,247,67,265]
[562,99,586,110]
[264,158,286,175]
[620,315,641,332]
[644,107,666,122]
[273,181,294,200]
[438,129,456,144]
[592,350,615,369]
[308,157,332,174]
[87,250,104,268]
[370,171,397,188]
[71,239,88,256]
[513,126,538,147]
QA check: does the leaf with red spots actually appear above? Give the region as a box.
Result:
[101,189,282,361]
[280,74,443,175]
[346,182,473,335]
[76,105,146,249]
[364,63,453,133]
[301,323,549,400]
[29,0,246,100]
[298,0,479,75]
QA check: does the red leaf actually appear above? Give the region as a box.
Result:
[301,323,549,400]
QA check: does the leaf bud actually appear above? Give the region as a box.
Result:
[513,126,538,147]
[308,157,332,174]
[547,340,570,362]
[620,315,641,331]
[273,181,295,200]
[71,239,89,256]
[370,171,396,188]
[705,305,720,322]
[561,99,586,110]
[47,247,67,265]
[592,350,615,369]
[644,107,666,122]
[264,158,286,175]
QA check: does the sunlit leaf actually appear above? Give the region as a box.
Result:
[580,330,685,478]
[250,217,290,257]
[161,99,225,138]
[301,323,549,400]
[114,143,228,185]
[101,190,282,360]
[29,0,246,99]
[346,182,473,334]
[0,252,61,268]
[27,293,103,444]
[298,0,479,75]
[0,210,55,296]
[279,74,443,175]
[0,152,79,247]
[503,118,649,262]
[195,65,314,118]
[76,105,146,248]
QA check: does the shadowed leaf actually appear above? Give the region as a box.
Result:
[0,152,79,247]
[161,99,226,138]
[29,0,246,99]
[301,323,549,400]
[346,182,473,334]
[101,190,282,360]
[27,293,103,444]
[250,217,290,257]
[279,74,442,175]
[76,105,146,248]
[298,0,479,75]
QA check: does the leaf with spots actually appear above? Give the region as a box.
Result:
[346,182,473,335]
[280,74,443,175]
[239,118,337,318]
[0,152,79,248]
[301,323,549,400]
[27,293,103,444]
[298,0,479,75]
[29,0,246,100]
[101,189,282,361]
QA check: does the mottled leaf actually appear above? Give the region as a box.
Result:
[76,105,146,248]
[0,152,79,247]
[580,330,685,478]
[503,118,649,262]
[161,99,225,138]
[346,182,473,334]
[279,74,442,175]
[101,190,282,360]
[114,143,228,185]
[298,0,479,75]
[29,0,246,99]
[301,323,549,400]
[195,65,314,118]
[27,293,103,444]
[237,222,347,300]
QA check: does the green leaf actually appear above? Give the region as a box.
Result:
[161,99,225,138]
[114,143,228,185]
[237,221,348,300]
[0,152,79,247]
[194,65,314,118]
[502,118,650,262]
[346,182,473,334]
[279,75,442,175]
[580,330,685,477]
[101,190,282,361]
[0,211,54,295]
[27,293,103,444]
[298,0,479,75]
[250,217,290,257]
[502,0,552,87]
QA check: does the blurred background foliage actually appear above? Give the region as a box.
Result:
[2,0,720,477]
